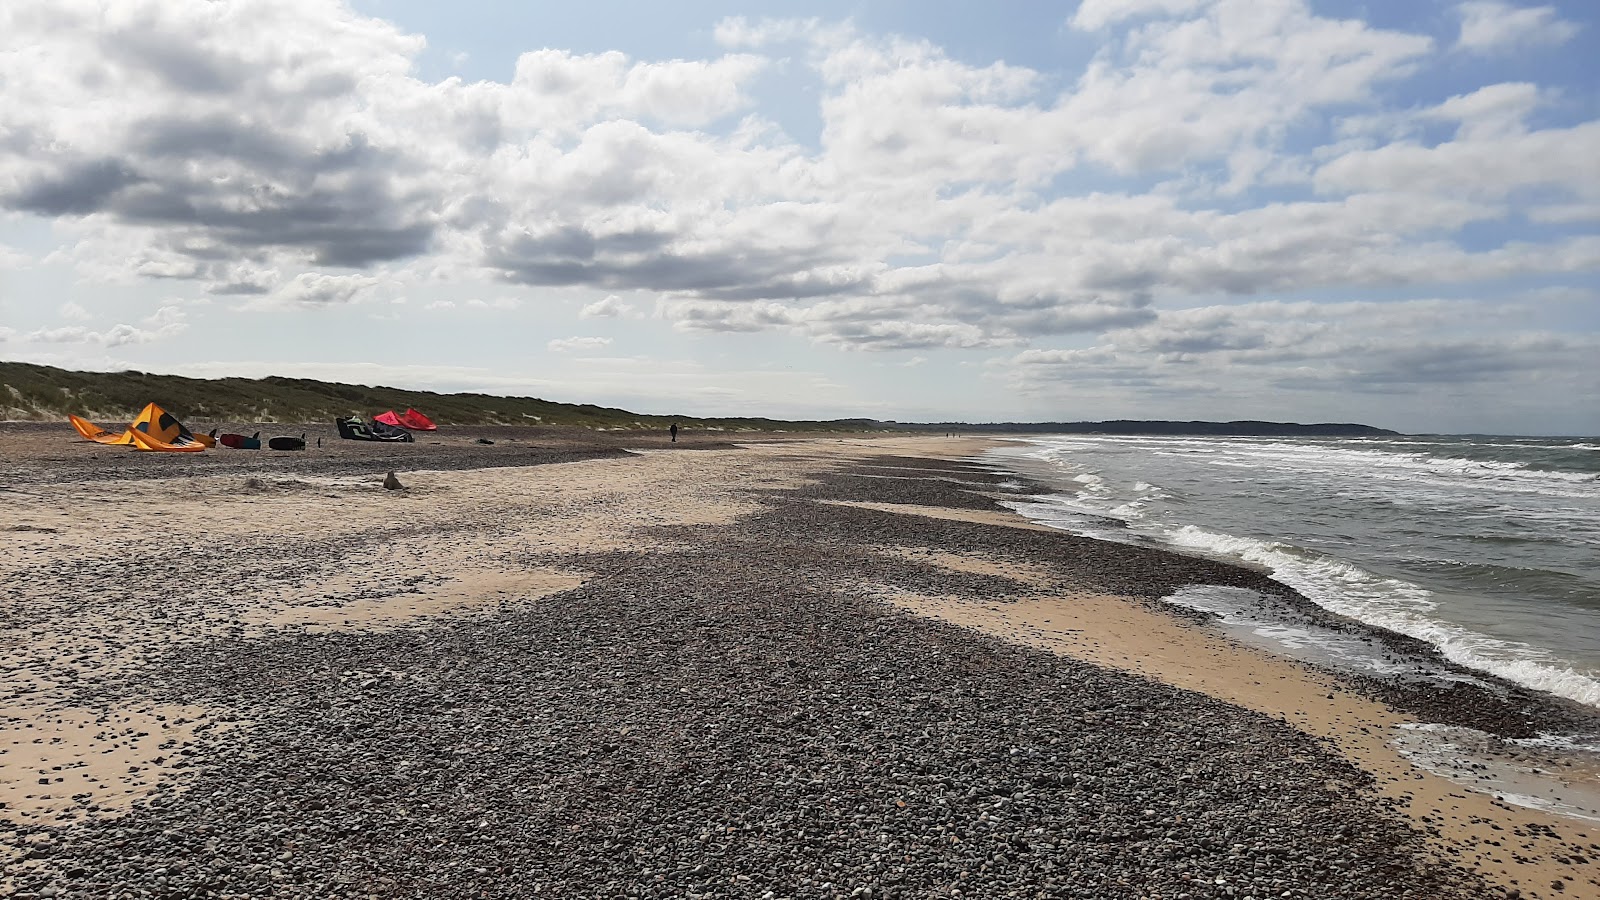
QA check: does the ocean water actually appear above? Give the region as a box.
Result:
[981,434,1600,710]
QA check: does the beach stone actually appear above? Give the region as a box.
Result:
[0,446,1558,900]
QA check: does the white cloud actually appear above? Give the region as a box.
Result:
[713,16,827,49]
[1456,1,1580,54]
[1000,298,1599,406]
[0,0,436,279]
[1527,203,1600,224]
[0,243,31,270]
[1314,121,1600,201]
[505,49,767,130]
[1070,0,1206,31]
[1421,82,1543,139]
[7,304,187,347]
[420,296,520,311]
[547,336,613,352]
[659,295,1020,350]
[141,304,186,329]
[257,273,380,309]
[580,294,635,318]
[59,300,92,321]
[1057,0,1433,183]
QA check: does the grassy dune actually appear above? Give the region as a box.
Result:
[0,361,879,431]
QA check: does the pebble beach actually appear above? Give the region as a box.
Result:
[2,425,1597,899]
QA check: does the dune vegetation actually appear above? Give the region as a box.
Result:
[0,361,880,431]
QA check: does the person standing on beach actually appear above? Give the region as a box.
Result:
[670,423,678,443]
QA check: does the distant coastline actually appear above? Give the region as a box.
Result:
[892,419,1401,437]
[2,360,1396,436]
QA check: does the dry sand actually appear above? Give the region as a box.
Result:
[2,428,1596,897]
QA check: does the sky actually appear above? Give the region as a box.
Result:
[0,0,1596,434]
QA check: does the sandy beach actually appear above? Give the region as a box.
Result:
[2,424,1597,899]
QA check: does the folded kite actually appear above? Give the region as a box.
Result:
[337,417,414,442]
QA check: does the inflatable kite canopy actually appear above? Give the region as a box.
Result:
[128,402,207,452]
[399,408,437,431]
[373,409,438,431]
[72,402,208,451]
[69,413,136,445]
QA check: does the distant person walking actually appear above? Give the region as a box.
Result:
[670,423,678,443]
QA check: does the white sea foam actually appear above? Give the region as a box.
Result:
[1393,724,1600,822]
[1162,525,1600,708]
[1514,731,1600,756]
[1108,500,1150,520]
[1029,435,1599,498]
[989,435,1600,709]
[1161,585,1418,678]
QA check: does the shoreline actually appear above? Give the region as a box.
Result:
[2,430,1596,897]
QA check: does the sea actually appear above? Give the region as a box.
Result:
[980,432,1600,819]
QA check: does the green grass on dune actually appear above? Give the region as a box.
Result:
[0,361,880,432]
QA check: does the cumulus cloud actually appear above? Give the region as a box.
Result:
[1057,0,1433,183]
[547,336,613,352]
[1456,1,1580,54]
[259,272,380,308]
[0,1,437,279]
[659,295,1019,350]
[141,305,187,329]
[580,295,636,318]
[5,304,188,347]
[1314,121,1600,201]
[1421,82,1543,138]
[0,0,1592,386]
[506,50,766,129]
